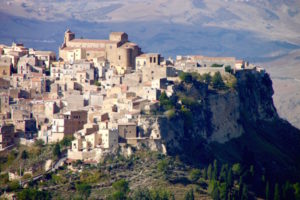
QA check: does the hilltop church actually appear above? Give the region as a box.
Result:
[59,29,141,74]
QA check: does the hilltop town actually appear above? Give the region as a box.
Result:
[1,29,300,200]
[0,29,264,162]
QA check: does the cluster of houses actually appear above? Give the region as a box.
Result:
[0,29,264,162]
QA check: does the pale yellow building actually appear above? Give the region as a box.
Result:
[59,29,141,74]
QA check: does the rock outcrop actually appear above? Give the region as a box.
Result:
[138,70,281,156]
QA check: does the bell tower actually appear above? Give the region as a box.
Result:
[64,29,75,44]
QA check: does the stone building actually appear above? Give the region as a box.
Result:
[0,56,12,78]
[0,123,15,150]
[118,123,137,142]
[59,29,141,74]
[0,93,9,114]
[135,53,161,70]
[51,110,88,142]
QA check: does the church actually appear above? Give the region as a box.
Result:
[59,29,141,74]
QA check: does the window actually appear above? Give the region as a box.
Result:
[150,57,152,63]
[153,57,156,63]
[119,55,121,60]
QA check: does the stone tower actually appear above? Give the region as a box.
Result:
[64,29,75,44]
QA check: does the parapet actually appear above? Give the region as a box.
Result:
[109,32,128,43]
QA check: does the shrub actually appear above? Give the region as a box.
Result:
[34,139,44,147]
[225,65,233,74]
[179,72,192,83]
[166,109,176,120]
[17,188,51,200]
[157,159,169,174]
[184,188,195,200]
[0,173,9,184]
[22,173,32,180]
[21,150,28,160]
[232,163,242,176]
[94,80,101,86]
[53,143,61,158]
[75,183,92,200]
[211,63,223,68]
[60,136,74,147]
[189,169,202,183]
[112,179,129,194]
[7,180,21,191]
[159,92,174,111]
[212,72,225,89]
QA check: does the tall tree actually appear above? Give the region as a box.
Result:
[212,72,225,89]
[213,159,218,180]
[241,184,248,200]
[53,143,61,158]
[184,189,194,200]
[207,164,213,180]
[203,167,208,180]
[21,150,28,160]
[266,181,270,200]
[274,183,280,200]
[227,168,233,188]
[75,183,91,200]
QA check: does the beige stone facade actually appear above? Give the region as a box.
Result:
[59,29,141,74]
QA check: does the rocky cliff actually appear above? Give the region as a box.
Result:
[138,70,300,177]
[140,70,276,146]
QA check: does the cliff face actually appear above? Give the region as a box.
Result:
[138,70,287,157]
[235,70,278,122]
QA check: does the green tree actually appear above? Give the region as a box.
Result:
[203,167,208,180]
[241,184,248,200]
[60,136,73,147]
[132,188,151,200]
[202,73,212,85]
[184,189,194,200]
[226,168,233,188]
[159,92,173,111]
[213,159,218,180]
[17,188,51,200]
[207,164,213,180]
[150,188,174,200]
[293,182,300,200]
[7,180,20,191]
[34,139,44,147]
[21,150,28,160]
[282,182,295,200]
[274,183,280,200]
[189,169,201,183]
[266,181,270,200]
[179,72,192,83]
[53,143,61,158]
[219,164,228,182]
[157,159,169,175]
[225,65,233,74]
[219,182,228,200]
[109,191,126,200]
[232,163,241,176]
[212,186,220,200]
[212,72,225,89]
[76,183,92,200]
[112,179,129,194]
[211,63,223,68]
